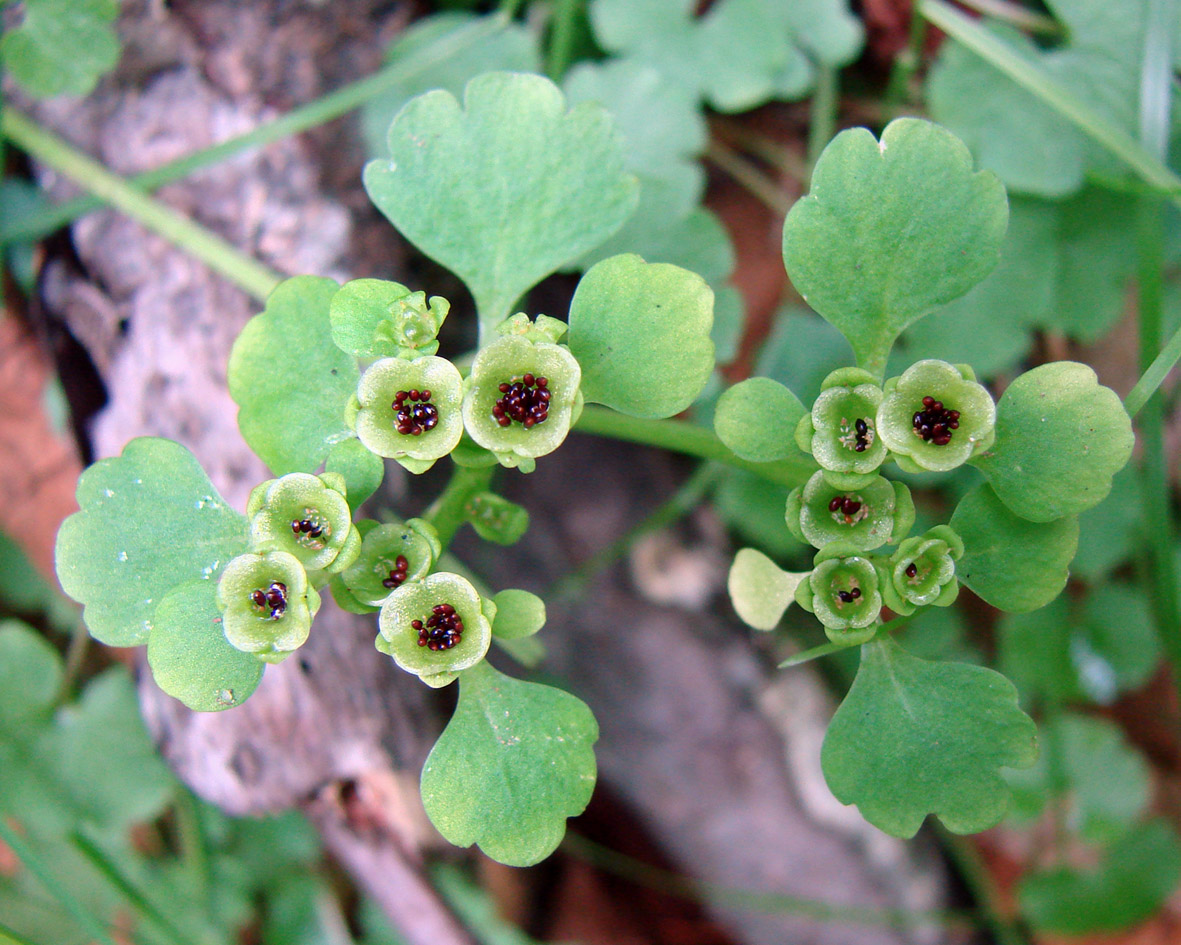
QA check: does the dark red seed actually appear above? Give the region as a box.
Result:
[905,563,918,578]
[498,383,510,393]
[842,498,861,516]
[291,521,302,534]
[523,373,535,386]
[948,410,960,421]
[855,418,868,435]
[829,497,843,512]
[837,590,855,603]
[382,577,396,588]
[854,441,867,452]
[251,589,267,607]
[421,390,431,401]
[922,396,935,408]
[537,377,548,388]
[850,588,861,599]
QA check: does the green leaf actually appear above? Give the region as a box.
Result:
[713,469,804,560]
[950,483,1078,613]
[1018,820,1181,935]
[490,590,545,640]
[755,306,852,405]
[55,438,251,647]
[363,72,639,331]
[974,362,1134,523]
[325,438,384,509]
[0,622,61,728]
[727,548,806,630]
[782,118,1008,376]
[1080,584,1159,696]
[821,637,1037,837]
[228,277,358,476]
[568,254,714,418]
[714,378,806,463]
[146,581,264,712]
[420,661,598,866]
[0,0,119,99]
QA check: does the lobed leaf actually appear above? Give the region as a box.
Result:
[974,361,1133,523]
[0,0,120,99]
[55,438,251,647]
[568,254,714,418]
[421,661,598,866]
[228,276,358,476]
[950,483,1078,613]
[782,118,1008,377]
[821,637,1037,837]
[364,72,638,332]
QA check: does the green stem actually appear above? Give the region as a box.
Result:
[545,0,581,81]
[0,922,45,945]
[778,613,914,668]
[54,619,90,706]
[807,67,839,170]
[935,827,1028,945]
[0,819,117,945]
[2,110,282,302]
[174,790,211,907]
[422,465,496,549]
[545,462,722,601]
[884,3,928,109]
[1,14,511,246]
[919,0,1181,211]
[953,0,1062,35]
[1125,320,1181,417]
[705,139,794,217]
[573,405,815,487]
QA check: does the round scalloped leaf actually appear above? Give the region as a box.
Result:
[421,661,598,866]
[55,438,251,648]
[364,72,639,332]
[325,437,384,509]
[1,0,120,99]
[973,361,1133,523]
[568,254,714,418]
[146,580,264,712]
[228,276,359,476]
[727,548,806,631]
[782,118,1008,376]
[821,637,1037,838]
[714,377,807,463]
[950,484,1078,613]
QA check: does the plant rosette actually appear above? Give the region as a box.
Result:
[797,368,887,488]
[341,518,442,606]
[461,332,583,473]
[876,360,996,473]
[247,472,361,573]
[795,543,883,645]
[350,355,465,473]
[786,470,914,552]
[376,572,495,688]
[216,551,321,662]
[882,525,965,615]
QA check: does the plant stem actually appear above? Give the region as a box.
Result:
[174,789,211,906]
[777,613,914,668]
[0,921,44,945]
[2,110,283,302]
[705,139,794,217]
[54,619,90,706]
[423,465,496,550]
[885,2,928,109]
[919,0,1181,211]
[807,67,839,170]
[573,405,815,487]
[935,827,1028,945]
[953,0,1062,35]
[0,819,117,945]
[1,14,511,245]
[545,0,580,81]
[1125,319,1181,417]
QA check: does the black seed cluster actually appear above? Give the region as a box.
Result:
[828,495,863,521]
[836,588,863,604]
[291,517,324,539]
[382,554,410,589]
[492,374,550,428]
[912,396,960,446]
[853,418,871,452]
[393,389,438,436]
[251,582,288,619]
[412,602,464,651]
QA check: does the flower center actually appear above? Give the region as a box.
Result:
[912,396,960,446]
[905,562,919,580]
[827,494,866,525]
[250,581,288,619]
[835,587,862,605]
[381,554,410,589]
[492,373,550,428]
[412,602,464,651]
[290,508,329,549]
[393,389,439,436]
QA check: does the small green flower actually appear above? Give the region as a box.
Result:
[351,356,464,473]
[786,471,914,552]
[247,472,361,573]
[797,368,887,488]
[876,360,996,472]
[795,543,882,645]
[341,518,441,606]
[462,331,582,472]
[217,551,321,662]
[376,572,494,688]
[373,290,450,357]
[883,525,964,615]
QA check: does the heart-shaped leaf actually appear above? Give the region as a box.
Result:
[568,254,714,418]
[421,661,598,866]
[973,361,1133,523]
[146,581,264,712]
[727,548,806,631]
[0,0,120,99]
[228,276,357,476]
[714,377,807,463]
[950,483,1078,613]
[364,72,639,335]
[55,438,251,647]
[821,637,1037,837]
[782,118,1008,377]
